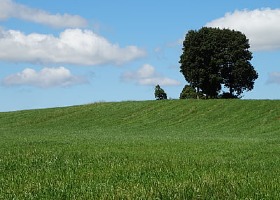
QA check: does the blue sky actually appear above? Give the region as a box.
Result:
[0,0,280,111]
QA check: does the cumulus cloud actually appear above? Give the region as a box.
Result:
[0,28,146,65]
[267,72,280,84]
[2,67,88,88]
[206,8,280,51]
[122,64,180,86]
[0,0,87,28]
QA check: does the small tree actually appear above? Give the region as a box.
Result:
[180,85,197,99]
[154,85,167,100]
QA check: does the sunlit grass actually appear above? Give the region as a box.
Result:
[0,100,279,199]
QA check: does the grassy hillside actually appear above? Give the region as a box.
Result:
[0,100,279,199]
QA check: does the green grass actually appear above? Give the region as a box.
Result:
[0,99,279,199]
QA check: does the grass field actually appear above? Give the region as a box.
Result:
[0,99,279,199]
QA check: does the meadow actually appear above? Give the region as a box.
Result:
[0,100,279,199]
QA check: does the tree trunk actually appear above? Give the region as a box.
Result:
[229,85,233,96]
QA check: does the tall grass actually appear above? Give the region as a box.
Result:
[0,100,279,199]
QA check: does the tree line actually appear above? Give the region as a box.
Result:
[155,27,258,100]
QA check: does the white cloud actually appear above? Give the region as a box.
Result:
[122,64,180,86]
[206,8,280,51]
[2,67,88,88]
[0,28,146,65]
[0,0,87,28]
[267,72,280,84]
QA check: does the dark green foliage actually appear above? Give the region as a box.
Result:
[180,84,201,99]
[219,92,239,99]
[154,84,167,100]
[179,27,258,98]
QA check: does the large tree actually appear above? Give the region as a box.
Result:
[179,27,258,98]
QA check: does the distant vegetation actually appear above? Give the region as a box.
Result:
[154,84,167,100]
[1,100,279,199]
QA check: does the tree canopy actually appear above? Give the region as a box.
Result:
[179,27,258,98]
[180,84,199,99]
[154,85,167,100]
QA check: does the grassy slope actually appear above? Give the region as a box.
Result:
[0,100,280,199]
